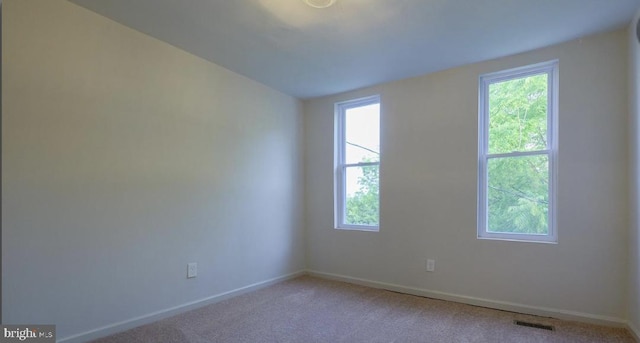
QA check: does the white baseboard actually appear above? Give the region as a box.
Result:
[628,321,640,342]
[57,269,633,342]
[58,270,306,343]
[307,270,628,328]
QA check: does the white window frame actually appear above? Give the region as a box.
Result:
[335,95,380,231]
[477,60,558,243]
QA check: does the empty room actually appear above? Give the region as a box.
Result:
[2,0,640,342]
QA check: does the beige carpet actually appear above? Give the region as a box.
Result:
[92,276,635,343]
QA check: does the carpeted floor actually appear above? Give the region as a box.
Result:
[92,276,635,343]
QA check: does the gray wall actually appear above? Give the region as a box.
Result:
[305,29,629,323]
[629,7,640,338]
[2,0,305,339]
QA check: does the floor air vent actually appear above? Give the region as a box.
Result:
[514,320,555,331]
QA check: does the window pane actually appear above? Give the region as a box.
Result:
[345,165,379,226]
[488,73,548,154]
[487,155,549,234]
[345,103,380,164]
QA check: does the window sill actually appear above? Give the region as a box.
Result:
[335,226,379,232]
[477,235,557,244]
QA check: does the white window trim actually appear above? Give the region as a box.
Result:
[334,95,381,231]
[477,60,559,243]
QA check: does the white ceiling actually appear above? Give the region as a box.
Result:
[69,0,639,99]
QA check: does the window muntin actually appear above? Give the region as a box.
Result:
[335,96,380,231]
[478,61,558,243]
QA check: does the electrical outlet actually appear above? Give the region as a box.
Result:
[187,263,197,278]
[426,259,435,272]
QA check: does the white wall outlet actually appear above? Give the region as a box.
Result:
[187,263,197,278]
[426,259,435,272]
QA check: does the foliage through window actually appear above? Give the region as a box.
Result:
[335,96,380,231]
[478,61,558,243]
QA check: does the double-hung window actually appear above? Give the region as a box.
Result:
[478,61,558,243]
[335,96,380,231]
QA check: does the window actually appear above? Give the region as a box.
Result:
[478,61,558,243]
[335,96,380,231]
